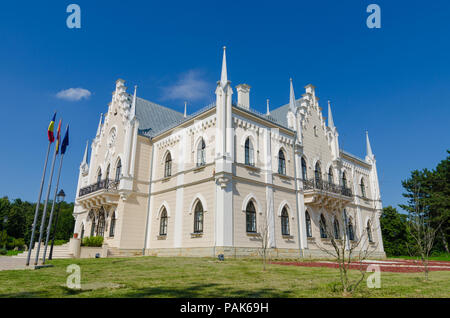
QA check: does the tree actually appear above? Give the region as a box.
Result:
[380,206,409,256]
[315,210,379,295]
[258,208,270,271]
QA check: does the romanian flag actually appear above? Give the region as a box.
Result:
[55,119,62,154]
[48,112,56,143]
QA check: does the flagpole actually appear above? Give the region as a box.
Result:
[34,142,58,265]
[26,141,52,266]
[42,153,64,264]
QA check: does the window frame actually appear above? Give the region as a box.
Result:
[278,150,286,175]
[193,202,204,233]
[281,207,290,236]
[246,201,257,233]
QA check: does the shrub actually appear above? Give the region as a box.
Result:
[13,238,25,250]
[54,239,68,246]
[81,236,104,247]
[0,248,7,255]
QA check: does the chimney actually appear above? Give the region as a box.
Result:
[236,84,251,109]
[305,84,315,96]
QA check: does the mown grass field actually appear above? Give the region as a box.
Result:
[0,256,449,298]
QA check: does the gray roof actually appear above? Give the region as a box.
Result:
[269,103,290,128]
[135,97,185,137]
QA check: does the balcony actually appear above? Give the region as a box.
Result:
[77,179,120,209]
[303,178,353,210]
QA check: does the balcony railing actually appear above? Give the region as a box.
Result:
[79,179,120,197]
[303,178,352,197]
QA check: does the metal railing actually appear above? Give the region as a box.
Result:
[303,178,352,197]
[79,179,120,197]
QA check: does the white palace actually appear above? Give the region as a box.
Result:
[72,48,385,259]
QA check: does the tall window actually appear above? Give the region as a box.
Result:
[164,152,172,177]
[314,162,322,185]
[301,157,307,180]
[367,220,373,243]
[97,169,102,183]
[281,207,290,236]
[360,178,366,198]
[97,209,106,237]
[89,210,95,237]
[278,150,286,175]
[245,138,254,166]
[115,159,122,182]
[348,218,355,241]
[246,201,257,233]
[333,219,340,239]
[109,212,116,237]
[193,201,204,233]
[342,172,347,188]
[305,211,312,237]
[319,214,327,238]
[197,139,206,167]
[106,164,110,180]
[328,167,334,184]
[80,225,85,240]
[160,209,168,236]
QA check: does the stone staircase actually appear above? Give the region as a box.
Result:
[13,242,74,260]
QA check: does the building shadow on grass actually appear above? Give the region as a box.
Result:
[124,283,292,298]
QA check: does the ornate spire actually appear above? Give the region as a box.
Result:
[366,131,373,158]
[131,85,137,119]
[184,101,187,118]
[328,100,335,129]
[220,46,228,87]
[289,78,296,113]
[266,99,270,115]
[82,140,89,165]
[96,113,103,137]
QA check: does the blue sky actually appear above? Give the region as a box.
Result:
[0,0,449,210]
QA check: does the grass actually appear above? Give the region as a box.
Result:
[388,253,450,262]
[0,256,449,298]
[5,250,24,256]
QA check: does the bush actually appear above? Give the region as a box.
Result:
[13,238,25,250]
[0,248,7,255]
[81,236,104,247]
[54,239,68,246]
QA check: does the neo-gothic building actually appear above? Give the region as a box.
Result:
[72,48,385,258]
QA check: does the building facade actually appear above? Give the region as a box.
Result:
[72,48,385,258]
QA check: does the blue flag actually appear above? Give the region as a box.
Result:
[61,125,69,155]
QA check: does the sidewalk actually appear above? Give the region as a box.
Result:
[0,256,32,271]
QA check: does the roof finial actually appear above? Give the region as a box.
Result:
[266,99,270,115]
[96,113,103,137]
[328,100,335,129]
[220,46,228,87]
[184,101,187,118]
[289,78,296,113]
[366,130,373,158]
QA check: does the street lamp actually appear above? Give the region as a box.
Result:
[49,189,65,260]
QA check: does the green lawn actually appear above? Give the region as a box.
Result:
[388,253,450,262]
[0,256,449,298]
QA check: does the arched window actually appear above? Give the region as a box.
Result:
[106,164,110,181]
[245,138,254,166]
[367,220,373,243]
[164,152,172,177]
[97,168,102,183]
[109,212,116,237]
[115,159,122,182]
[301,157,307,180]
[342,171,347,188]
[360,178,366,198]
[278,150,286,175]
[348,218,355,241]
[328,167,334,184]
[89,210,95,237]
[97,209,106,237]
[319,214,327,239]
[333,219,340,239]
[160,209,168,236]
[246,201,257,233]
[80,224,85,240]
[281,207,290,236]
[305,211,312,237]
[314,162,322,185]
[193,201,204,233]
[197,139,206,167]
